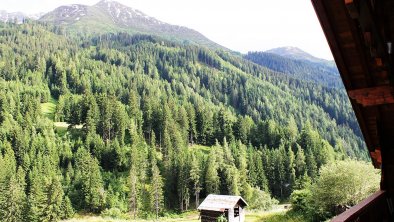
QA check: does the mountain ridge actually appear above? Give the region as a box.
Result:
[245,49,341,88]
[0,10,44,23]
[266,46,333,64]
[38,0,225,49]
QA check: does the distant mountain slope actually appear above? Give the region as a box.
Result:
[0,10,44,23]
[266,46,330,63]
[39,0,224,49]
[245,50,342,88]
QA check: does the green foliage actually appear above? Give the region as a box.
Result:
[62,196,75,219]
[217,214,228,222]
[150,162,164,219]
[291,160,380,221]
[205,148,220,194]
[310,160,380,219]
[101,207,124,219]
[72,147,105,212]
[290,189,312,213]
[260,210,308,222]
[0,21,369,220]
[248,188,279,211]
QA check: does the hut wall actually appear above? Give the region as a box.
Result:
[228,208,234,222]
[200,210,222,222]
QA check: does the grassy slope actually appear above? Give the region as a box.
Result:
[40,97,82,136]
[62,206,298,222]
[189,144,211,155]
[41,97,58,120]
[61,211,285,222]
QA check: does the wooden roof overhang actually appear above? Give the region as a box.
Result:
[312,0,394,197]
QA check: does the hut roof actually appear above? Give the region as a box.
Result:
[197,194,248,212]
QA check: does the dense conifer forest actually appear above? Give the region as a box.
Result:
[0,21,368,221]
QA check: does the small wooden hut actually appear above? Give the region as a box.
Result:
[197,194,248,222]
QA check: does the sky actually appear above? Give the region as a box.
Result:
[0,0,334,60]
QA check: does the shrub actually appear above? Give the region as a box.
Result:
[248,187,279,211]
[290,160,380,221]
[101,207,123,219]
[217,214,228,222]
[290,189,312,212]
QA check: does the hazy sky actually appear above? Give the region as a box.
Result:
[0,0,334,59]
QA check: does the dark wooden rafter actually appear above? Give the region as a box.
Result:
[312,0,394,220]
[345,0,392,85]
[348,85,394,106]
[312,0,394,166]
[311,0,354,88]
[370,148,382,166]
[331,190,389,222]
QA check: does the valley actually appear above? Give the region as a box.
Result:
[0,1,379,221]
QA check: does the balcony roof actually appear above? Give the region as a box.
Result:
[312,0,394,173]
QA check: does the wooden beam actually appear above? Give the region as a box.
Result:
[331,190,388,222]
[348,85,394,106]
[311,0,354,88]
[344,0,359,19]
[370,148,382,167]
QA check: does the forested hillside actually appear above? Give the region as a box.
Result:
[245,51,342,88]
[0,21,367,221]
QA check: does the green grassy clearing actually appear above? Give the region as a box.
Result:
[189,144,211,155]
[41,97,83,136]
[41,97,58,120]
[62,211,198,222]
[62,207,294,222]
[257,211,307,222]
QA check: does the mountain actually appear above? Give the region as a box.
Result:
[266,46,331,63]
[0,10,27,24]
[39,0,224,49]
[0,10,44,23]
[245,50,342,88]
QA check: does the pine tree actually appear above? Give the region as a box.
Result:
[186,104,197,145]
[189,153,201,208]
[294,145,306,178]
[27,168,46,222]
[177,148,190,211]
[150,162,164,220]
[255,151,268,192]
[286,146,296,196]
[237,141,249,197]
[306,150,318,180]
[225,166,240,195]
[0,146,26,222]
[2,175,26,222]
[129,164,139,219]
[74,148,105,212]
[205,149,219,194]
[40,175,64,222]
[61,196,74,219]
[276,145,286,199]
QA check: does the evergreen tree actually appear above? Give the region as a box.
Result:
[0,146,26,222]
[294,145,306,178]
[129,164,139,219]
[61,196,74,219]
[205,149,219,194]
[74,148,105,212]
[189,153,201,208]
[150,162,164,220]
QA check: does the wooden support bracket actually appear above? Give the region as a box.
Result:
[345,0,359,18]
[348,85,394,106]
